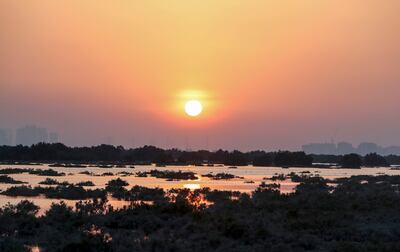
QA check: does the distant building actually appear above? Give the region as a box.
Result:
[0,129,13,146]
[356,142,380,156]
[49,132,59,143]
[16,125,48,146]
[302,141,400,156]
[337,142,355,155]
[383,146,400,155]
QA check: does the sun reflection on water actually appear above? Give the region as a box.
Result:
[183,183,201,190]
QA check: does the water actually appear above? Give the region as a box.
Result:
[1,164,399,213]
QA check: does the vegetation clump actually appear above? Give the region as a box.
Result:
[78,171,93,175]
[2,176,400,251]
[105,178,129,199]
[136,170,197,180]
[196,187,241,202]
[252,153,273,166]
[274,151,313,167]
[223,150,248,166]
[1,185,105,200]
[100,172,114,176]
[0,175,26,184]
[202,173,239,180]
[44,185,105,200]
[105,178,129,189]
[363,153,389,167]
[0,168,65,176]
[127,186,165,201]
[29,169,65,176]
[135,171,148,177]
[116,171,134,176]
[0,168,31,175]
[270,173,286,181]
[341,153,362,168]
[75,181,95,187]
[1,185,40,197]
[38,178,69,186]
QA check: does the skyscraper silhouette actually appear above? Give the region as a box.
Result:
[16,125,48,146]
[0,129,12,146]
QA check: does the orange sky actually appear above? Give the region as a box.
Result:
[1,1,399,150]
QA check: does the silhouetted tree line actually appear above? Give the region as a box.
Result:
[0,143,313,167]
[315,152,392,168]
[0,143,398,167]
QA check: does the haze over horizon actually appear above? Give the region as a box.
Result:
[1,1,399,150]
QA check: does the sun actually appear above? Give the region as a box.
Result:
[185,100,203,117]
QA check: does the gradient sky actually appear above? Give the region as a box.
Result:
[1,1,399,150]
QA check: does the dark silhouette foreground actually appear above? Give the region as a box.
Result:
[1,175,400,251]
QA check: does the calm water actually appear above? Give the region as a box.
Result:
[1,164,399,213]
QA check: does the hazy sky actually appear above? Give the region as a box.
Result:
[1,1,399,150]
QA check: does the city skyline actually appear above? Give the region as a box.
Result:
[2,125,400,156]
[0,125,59,146]
[302,141,400,156]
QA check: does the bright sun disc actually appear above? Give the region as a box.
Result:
[185,100,203,117]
